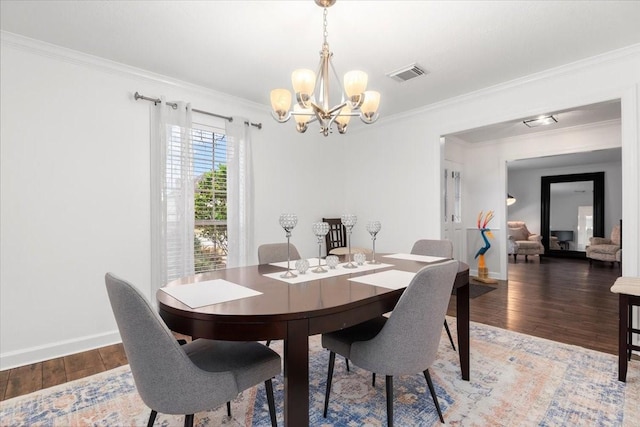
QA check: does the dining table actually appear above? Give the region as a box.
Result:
[157,254,470,427]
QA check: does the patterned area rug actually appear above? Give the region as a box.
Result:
[2,318,638,426]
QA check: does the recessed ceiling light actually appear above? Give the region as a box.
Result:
[523,115,558,128]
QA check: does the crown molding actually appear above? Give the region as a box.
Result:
[387,43,640,123]
[0,31,269,114]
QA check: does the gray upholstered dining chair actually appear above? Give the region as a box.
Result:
[411,239,457,351]
[321,260,459,426]
[105,273,281,427]
[258,242,301,347]
[258,242,301,264]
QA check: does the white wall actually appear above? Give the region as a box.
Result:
[346,45,639,283]
[0,33,344,369]
[2,32,639,369]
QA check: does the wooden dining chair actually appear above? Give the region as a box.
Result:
[321,260,459,426]
[105,273,281,427]
[323,218,346,257]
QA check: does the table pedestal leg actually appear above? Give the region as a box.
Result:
[284,319,310,426]
[456,281,470,381]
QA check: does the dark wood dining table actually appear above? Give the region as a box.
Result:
[157,255,470,427]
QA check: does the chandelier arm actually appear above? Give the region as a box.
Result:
[359,112,380,124]
[290,111,319,125]
[328,55,349,106]
[327,101,349,116]
[271,110,292,123]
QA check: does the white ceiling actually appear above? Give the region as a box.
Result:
[449,99,622,144]
[2,0,640,126]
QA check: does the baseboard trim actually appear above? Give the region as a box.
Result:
[0,331,121,371]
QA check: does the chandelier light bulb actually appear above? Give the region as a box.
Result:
[292,69,316,101]
[360,91,381,121]
[344,70,368,101]
[335,106,352,133]
[270,89,292,120]
[293,104,313,133]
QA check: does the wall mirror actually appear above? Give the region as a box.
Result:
[541,172,604,257]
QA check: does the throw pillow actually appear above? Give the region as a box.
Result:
[509,227,529,241]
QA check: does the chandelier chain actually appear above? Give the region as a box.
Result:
[323,7,329,45]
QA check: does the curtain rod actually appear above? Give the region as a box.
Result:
[134,92,262,130]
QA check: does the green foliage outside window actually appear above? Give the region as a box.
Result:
[194,164,228,271]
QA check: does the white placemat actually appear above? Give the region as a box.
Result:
[263,262,395,284]
[269,257,325,269]
[160,279,262,308]
[383,253,448,263]
[349,269,417,290]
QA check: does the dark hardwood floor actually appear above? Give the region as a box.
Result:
[0,257,623,401]
[448,256,622,355]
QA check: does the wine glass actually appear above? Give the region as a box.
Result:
[366,221,382,264]
[279,213,298,278]
[341,214,357,268]
[312,222,330,273]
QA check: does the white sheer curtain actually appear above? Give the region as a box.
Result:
[226,118,254,267]
[150,97,194,299]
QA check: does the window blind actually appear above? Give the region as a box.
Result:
[166,124,228,280]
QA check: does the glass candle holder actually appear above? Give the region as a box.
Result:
[295,259,309,274]
[312,222,330,273]
[341,214,357,268]
[366,220,382,264]
[326,255,339,269]
[279,213,298,278]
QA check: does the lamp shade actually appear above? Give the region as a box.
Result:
[270,89,292,119]
[344,70,368,98]
[291,69,316,96]
[360,91,380,120]
[507,194,517,206]
[293,104,313,125]
[335,106,352,126]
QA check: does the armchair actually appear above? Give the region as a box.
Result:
[586,224,621,268]
[507,221,544,263]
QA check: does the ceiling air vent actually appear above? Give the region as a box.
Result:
[387,63,428,82]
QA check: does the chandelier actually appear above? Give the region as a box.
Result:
[270,0,380,136]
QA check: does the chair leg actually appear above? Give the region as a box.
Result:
[147,410,157,427]
[424,369,444,423]
[226,401,231,417]
[513,254,517,263]
[184,414,194,427]
[443,319,456,351]
[385,375,394,427]
[628,302,633,362]
[525,255,529,262]
[345,357,350,372]
[323,351,336,418]
[265,379,277,427]
[372,372,376,387]
[266,340,271,346]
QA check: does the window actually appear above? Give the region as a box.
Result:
[192,124,228,272]
[166,122,228,278]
